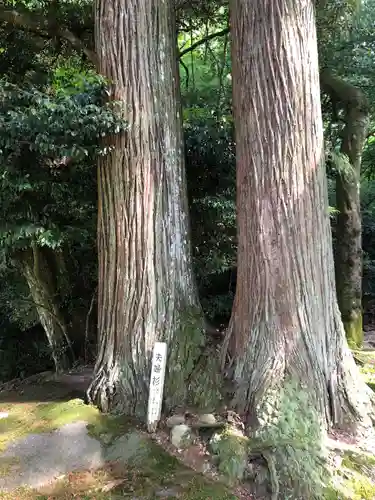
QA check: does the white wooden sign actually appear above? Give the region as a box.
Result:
[147,342,167,432]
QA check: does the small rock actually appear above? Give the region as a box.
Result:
[100,433,113,445]
[202,462,212,473]
[198,413,216,425]
[0,412,9,419]
[166,414,186,427]
[155,487,180,497]
[171,424,193,448]
[209,425,245,453]
[102,479,125,492]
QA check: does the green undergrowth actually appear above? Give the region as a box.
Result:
[0,380,236,499]
[325,449,375,499]
[354,348,375,391]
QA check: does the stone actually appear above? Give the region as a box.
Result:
[155,487,180,497]
[208,426,249,481]
[166,414,186,427]
[197,413,216,425]
[105,431,149,464]
[100,433,113,445]
[209,425,245,453]
[170,424,193,448]
[201,462,212,473]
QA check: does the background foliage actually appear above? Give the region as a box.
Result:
[1,0,375,380]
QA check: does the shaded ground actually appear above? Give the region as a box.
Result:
[1,358,375,499]
[0,372,239,499]
[0,421,104,491]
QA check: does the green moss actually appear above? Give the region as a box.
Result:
[352,349,375,365]
[164,306,206,408]
[181,476,237,499]
[323,485,341,499]
[0,382,234,499]
[210,427,249,482]
[341,450,375,473]
[189,347,224,410]
[355,350,375,391]
[86,413,134,443]
[34,399,100,427]
[345,473,375,499]
[326,449,375,500]
[0,399,100,452]
[143,442,181,476]
[164,305,224,411]
[345,313,363,349]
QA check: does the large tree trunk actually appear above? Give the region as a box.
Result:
[17,244,74,373]
[88,0,209,416]
[223,0,372,432]
[321,71,370,349]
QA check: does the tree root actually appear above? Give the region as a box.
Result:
[261,449,279,500]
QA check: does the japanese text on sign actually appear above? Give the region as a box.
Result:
[147,342,167,430]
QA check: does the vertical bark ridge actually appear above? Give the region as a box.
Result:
[89,0,202,415]
[224,0,371,429]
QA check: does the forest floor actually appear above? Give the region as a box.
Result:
[0,369,244,500]
[0,355,375,499]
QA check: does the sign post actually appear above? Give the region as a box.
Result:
[147,342,167,432]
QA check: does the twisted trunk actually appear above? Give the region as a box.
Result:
[224,0,372,431]
[88,0,210,416]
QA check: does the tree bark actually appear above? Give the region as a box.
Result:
[17,244,74,373]
[88,0,208,417]
[224,0,372,431]
[321,71,370,349]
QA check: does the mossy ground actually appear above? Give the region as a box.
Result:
[2,355,375,500]
[323,348,375,499]
[0,380,235,499]
[325,450,375,499]
[0,466,236,499]
[355,348,375,391]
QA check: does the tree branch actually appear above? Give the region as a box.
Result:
[320,69,369,112]
[0,7,97,66]
[178,27,229,59]
[1,5,227,67]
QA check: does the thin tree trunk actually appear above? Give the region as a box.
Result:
[17,245,74,373]
[321,71,370,349]
[223,0,372,431]
[88,0,209,417]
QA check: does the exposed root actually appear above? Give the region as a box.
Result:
[86,366,110,412]
[261,450,279,500]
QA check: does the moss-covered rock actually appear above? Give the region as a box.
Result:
[210,426,249,482]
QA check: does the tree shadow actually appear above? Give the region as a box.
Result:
[0,378,91,406]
